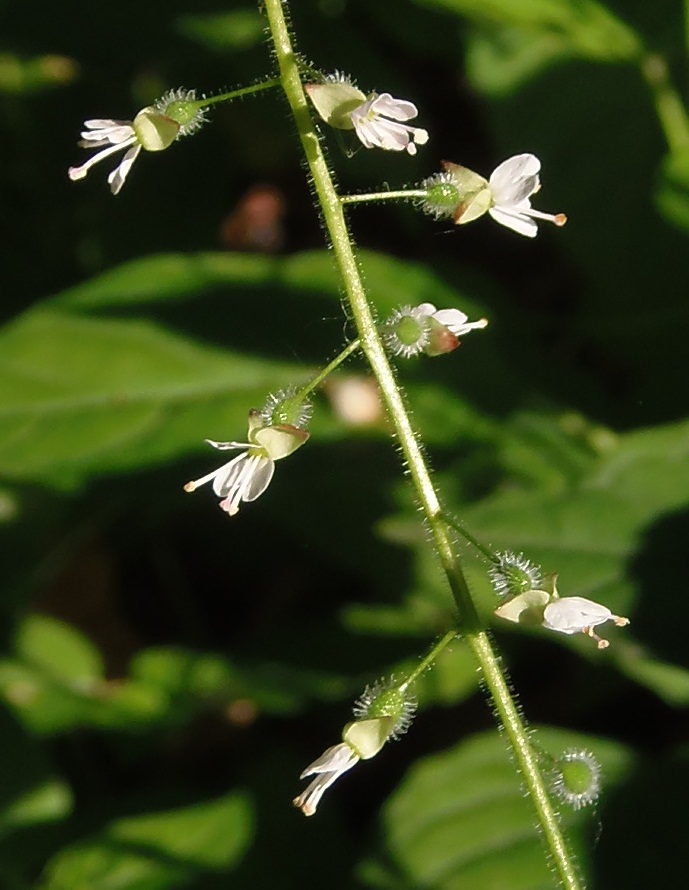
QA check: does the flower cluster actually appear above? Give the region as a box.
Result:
[422,153,567,237]
[68,88,207,194]
[183,398,310,517]
[494,571,630,649]
[306,72,428,156]
[382,302,487,359]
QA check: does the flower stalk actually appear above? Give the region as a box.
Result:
[263,1,582,886]
[293,338,361,402]
[340,189,428,205]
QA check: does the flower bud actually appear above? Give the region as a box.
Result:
[550,748,602,810]
[383,304,486,359]
[488,551,544,598]
[421,164,491,223]
[260,386,313,430]
[353,676,417,740]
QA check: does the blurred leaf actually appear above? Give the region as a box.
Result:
[655,149,689,234]
[16,615,103,686]
[0,250,493,486]
[40,792,253,890]
[54,250,485,319]
[466,26,575,96]
[375,727,633,890]
[0,705,71,837]
[415,0,641,60]
[461,417,689,699]
[0,53,78,94]
[130,646,352,718]
[176,11,265,51]
[0,308,308,486]
[614,645,689,706]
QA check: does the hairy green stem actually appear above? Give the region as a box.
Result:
[442,512,498,563]
[190,77,282,110]
[340,189,428,205]
[263,2,582,887]
[399,630,456,692]
[294,339,360,402]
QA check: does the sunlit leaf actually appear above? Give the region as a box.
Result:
[377,727,633,889]
[41,793,253,889]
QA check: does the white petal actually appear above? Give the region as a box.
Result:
[431,308,468,330]
[489,153,541,194]
[107,144,141,194]
[488,206,538,238]
[412,303,437,319]
[80,124,135,145]
[83,118,132,130]
[300,743,359,778]
[369,93,418,121]
[543,597,613,634]
[205,439,252,451]
[242,457,275,501]
[211,452,251,497]
[496,174,540,207]
[354,116,410,151]
[433,308,488,335]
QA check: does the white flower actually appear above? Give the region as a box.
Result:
[542,596,630,649]
[494,574,629,648]
[384,302,487,358]
[349,93,429,156]
[183,411,308,517]
[293,743,360,817]
[419,303,488,337]
[488,153,567,238]
[69,89,205,194]
[68,119,144,195]
[306,75,428,155]
[293,715,397,816]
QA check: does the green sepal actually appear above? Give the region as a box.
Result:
[133,108,180,152]
[343,717,395,760]
[306,81,367,130]
[494,589,550,626]
[254,424,309,461]
[441,162,492,224]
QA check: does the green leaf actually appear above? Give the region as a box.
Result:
[0,52,77,95]
[40,792,253,890]
[655,149,689,234]
[0,308,308,485]
[378,727,633,890]
[0,250,493,485]
[466,26,573,97]
[176,11,265,51]
[16,614,103,686]
[414,0,641,61]
[0,704,72,836]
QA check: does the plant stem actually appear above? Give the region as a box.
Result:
[399,630,456,692]
[340,189,428,205]
[190,77,282,110]
[263,2,582,887]
[294,339,360,401]
[641,54,689,152]
[441,513,497,563]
